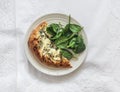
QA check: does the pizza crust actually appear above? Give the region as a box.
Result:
[28,22,72,68]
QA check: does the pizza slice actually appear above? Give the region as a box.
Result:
[28,22,72,68]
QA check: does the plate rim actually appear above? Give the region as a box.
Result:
[24,13,88,76]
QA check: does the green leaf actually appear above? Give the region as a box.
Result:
[56,41,68,49]
[70,24,83,33]
[46,26,56,36]
[60,49,73,60]
[51,28,64,40]
[64,24,72,37]
[77,35,83,43]
[55,36,68,45]
[67,37,77,48]
[64,15,71,34]
[73,43,86,53]
[50,23,60,33]
[51,32,62,40]
[55,33,76,45]
[73,36,86,53]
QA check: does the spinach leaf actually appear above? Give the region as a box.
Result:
[64,24,69,33]
[46,26,56,36]
[50,23,60,33]
[46,23,60,36]
[63,15,71,36]
[55,33,76,45]
[51,28,64,40]
[51,32,62,40]
[67,37,77,48]
[64,24,73,37]
[60,49,73,60]
[56,41,68,49]
[55,36,68,45]
[73,43,86,53]
[70,24,83,33]
[73,36,86,53]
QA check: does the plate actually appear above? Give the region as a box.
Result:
[25,13,88,76]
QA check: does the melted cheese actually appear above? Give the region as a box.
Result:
[39,31,61,61]
[48,48,60,60]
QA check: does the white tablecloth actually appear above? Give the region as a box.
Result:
[1,0,120,92]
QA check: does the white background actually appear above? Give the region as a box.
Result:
[1,0,120,92]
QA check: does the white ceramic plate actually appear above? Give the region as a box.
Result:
[25,13,88,76]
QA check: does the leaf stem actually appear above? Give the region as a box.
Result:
[69,15,71,25]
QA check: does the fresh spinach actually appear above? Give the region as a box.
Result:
[73,36,86,53]
[46,26,56,36]
[50,23,60,33]
[67,37,77,48]
[51,28,64,40]
[46,15,86,60]
[56,41,68,49]
[60,49,73,60]
[55,33,76,45]
[73,43,86,53]
[70,24,83,33]
[46,23,61,36]
[64,24,73,37]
